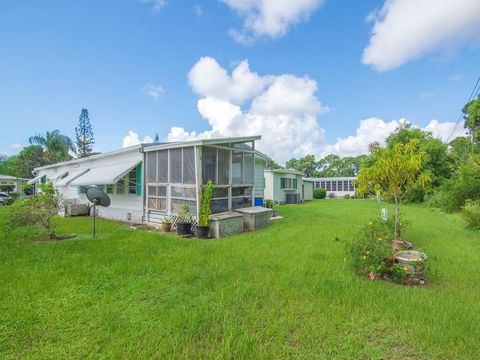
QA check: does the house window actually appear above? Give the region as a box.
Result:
[280,177,297,189]
[349,181,354,191]
[106,184,114,194]
[231,186,252,210]
[343,181,349,191]
[338,181,343,191]
[210,186,229,214]
[326,181,331,191]
[170,148,182,183]
[332,181,337,191]
[128,167,137,194]
[117,178,125,194]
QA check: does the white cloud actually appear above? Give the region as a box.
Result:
[143,84,165,100]
[141,0,167,11]
[323,118,403,157]
[169,56,328,163]
[194,4,203,17]
[222,0,323,44]
[362,0,480,71]
[424,119,468,142]
[188,57,269,104]
[122,131,153,148]
[324,118,468,157]
[9,143,22,149]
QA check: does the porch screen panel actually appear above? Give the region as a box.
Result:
[244,153,254,184]
[170,148,182,183]
[202,147,217,184]
[232,151,243,184]
[157,150,168,183]
[217,148,230,185]
[182,147,195,184]
[146,152,157,183]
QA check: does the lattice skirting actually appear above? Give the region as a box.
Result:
[147,211,197,230]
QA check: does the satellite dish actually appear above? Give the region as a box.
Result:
[86,186,111,238]
[86,187,111,207]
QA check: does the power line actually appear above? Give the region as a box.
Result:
[445,76,480,143]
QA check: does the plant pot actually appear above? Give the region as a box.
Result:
[161,222,171,232]
[395,250,427,276]
[176,222,192,236]
[196,225,210,239]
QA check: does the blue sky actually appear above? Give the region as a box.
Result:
[1,0,479,162]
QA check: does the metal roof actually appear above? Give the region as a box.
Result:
[264,168,303,176]
[143,135,262,152]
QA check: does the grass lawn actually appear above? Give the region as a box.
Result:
[1,200,479,359]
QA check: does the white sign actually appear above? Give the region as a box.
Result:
[381,208,388,221]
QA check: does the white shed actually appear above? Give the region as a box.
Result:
[264,169,312,204]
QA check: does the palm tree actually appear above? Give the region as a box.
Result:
[29,130,75,164]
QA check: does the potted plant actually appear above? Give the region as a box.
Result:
[197,180,213,239]
[176,204,192,236]
[161,215,172,232]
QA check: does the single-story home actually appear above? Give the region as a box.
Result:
[0,174,29,193]
[264,169,313,204]
[306,176,356,197]
[30,136,271,227]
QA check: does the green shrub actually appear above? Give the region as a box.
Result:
[461,200,480,230]
[347,217,408,282]
[313,188,326,199]
[198,180,213,227]
[344,194,350,199]
[9,192,21,199]
[265,199,274,208]
[177,204,191,223]
[6,183,61,240]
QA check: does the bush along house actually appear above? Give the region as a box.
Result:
[30,136,271,229]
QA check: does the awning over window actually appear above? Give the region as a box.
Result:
[57,169,90,187]
[70,161,141,186]
[51,170,69,181]
[27,175,42,185]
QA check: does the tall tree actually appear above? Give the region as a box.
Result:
[15,146,46,178]
[285,155,318,177]
[29,130,74,164]
[463,94,480,144]
[75,108,94,158]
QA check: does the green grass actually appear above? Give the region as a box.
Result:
[0,200,479,359]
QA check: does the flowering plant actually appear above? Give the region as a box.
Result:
[348,217,408,281]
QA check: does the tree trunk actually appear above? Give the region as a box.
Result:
[394,197,401,240]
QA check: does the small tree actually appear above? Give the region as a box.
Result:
[75,108,94,158]
[198,180,213,227]
[463,94,480,144]
[356,141,429,239]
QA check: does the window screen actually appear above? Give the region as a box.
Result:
[232,151,243,184]
[146,152,156,183]
[244,153,254,184]
[117,178,125,194]
[202,147,217,184]
[217,148,230,185]
[170,148,182,183]
[157,150,168,183]
[182,147,195,184]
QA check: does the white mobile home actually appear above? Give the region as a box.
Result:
[264,169,312,204]
[307,176,356,197]
[31,136,270,227]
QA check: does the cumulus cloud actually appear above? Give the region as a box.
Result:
[168,56,328,163]
[424,119,468,142]
[324,118,468,157]
[222,0,323,44]
[362,0,480,71]
[122,131,153,148]
[143,84,165,100]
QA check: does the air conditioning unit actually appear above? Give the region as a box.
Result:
[66,203,89,216]
[285,193,300,204]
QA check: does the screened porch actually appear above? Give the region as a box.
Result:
[144,137,260,225]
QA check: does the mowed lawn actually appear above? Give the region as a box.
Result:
[1,200,479,359]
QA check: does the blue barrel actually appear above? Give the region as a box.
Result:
[254,197,264,206]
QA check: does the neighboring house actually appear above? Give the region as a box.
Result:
[264,169,313,204]
[30,136,270,226]
[307,176,356,197]
[0,174,29,193]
